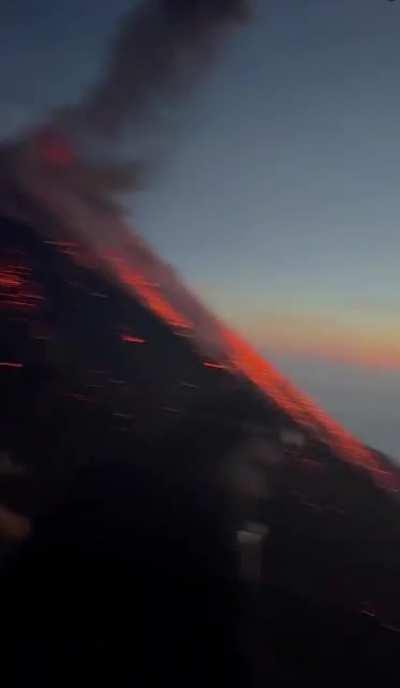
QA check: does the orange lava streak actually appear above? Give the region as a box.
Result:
[70,242,396,491]
[121,335,146,344]
[110,259,191,330]
[0,274,22,288]
[218,326,396,488]
[0,263,43,312]
[203,361,231,371]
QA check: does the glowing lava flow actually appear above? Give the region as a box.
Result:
[100,247,398,492]
[0,263,43,312]
[218,327,396,487]
[109,257,191,331]
[10,127,395,491]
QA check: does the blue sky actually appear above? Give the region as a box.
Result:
[1,0,399,456]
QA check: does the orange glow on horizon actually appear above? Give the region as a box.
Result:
[204,296,400,373]
[261,335,400,373]
[299,347,400,373]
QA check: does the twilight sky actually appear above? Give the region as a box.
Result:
[1,0,399,457]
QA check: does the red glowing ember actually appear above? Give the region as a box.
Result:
[0,262,43,312]
[108,251,396,489]
[203,361,230,371]
[121,335,146,344]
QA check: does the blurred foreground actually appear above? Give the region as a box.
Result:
[2,1,400,684]
[2,212,400,685]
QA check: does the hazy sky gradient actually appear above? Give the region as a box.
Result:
[1,0,399,456]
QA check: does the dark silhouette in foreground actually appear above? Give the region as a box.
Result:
[3,214,400,685]
[4,452,244,687]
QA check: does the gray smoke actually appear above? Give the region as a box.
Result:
[1,0,250,218]
[56,0,249,147]
[0,0,251,362]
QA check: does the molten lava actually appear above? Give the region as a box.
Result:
[95,246,397,491]
[0,262,43,312]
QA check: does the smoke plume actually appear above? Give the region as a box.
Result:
[0,0,252,351]
[0,0,250,244]
[56,0,249,146]
[0,1,384,484]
